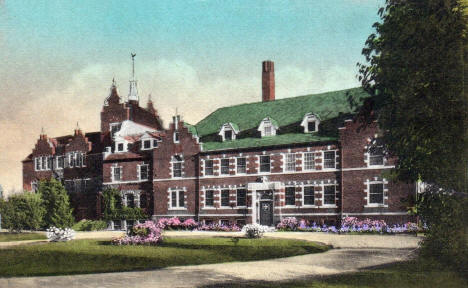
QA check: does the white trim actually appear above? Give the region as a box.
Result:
[344,212,409,216]
[152,166,397,182]
[103,179,150,185]
[153,214,196,217]
[300,113,320,133]
[280,213,339,216]
[198,213,251,217]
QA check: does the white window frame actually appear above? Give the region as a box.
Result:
[115,141,127,153]
[141,139,152,150]
[365,179,388,207]
[204,159,214,176]
[112,166,122,182]
[323,150,337,170]
[300,113,320,133]
[258,117,278,137]
[236,157,247,174]
[173,131,180,143]
[259,155,271,173]
[284,186,296,207]
[322,184,337,207]
[236,188,247,207]
[285,153,296,172]
[55,155,64,170]
[138,164,149,181]
[303,152,315,171]
[170,189,186,209]
[109,122,122,140]
[302,185,316,207]
[220,189,230,207]
[220,158,230,175]
[205,190,214,207]
[171,155,183,178]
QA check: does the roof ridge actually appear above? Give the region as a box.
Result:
[195,87,362,126]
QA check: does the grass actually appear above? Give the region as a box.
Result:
[0,237,328,277]
[202,259,468,288]
[0,232,46,242]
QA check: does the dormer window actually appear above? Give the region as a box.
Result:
[173,132,180,143]
[301,113,320,133]
[140,132,160,151]
[258,117,278,137]
[218,123,239,142]
[115,141,127,153]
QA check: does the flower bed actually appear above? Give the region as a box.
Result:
[276,217,420,234]
[112,221,163,246]
[156,217,241,232]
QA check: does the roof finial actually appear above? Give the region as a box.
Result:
[76,122,80,130]
[128,53,139,102]
[148,93,152,102]
[112,77,116,86]
[41,127,45,135]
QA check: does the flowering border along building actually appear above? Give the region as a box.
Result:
[22,59,416,229]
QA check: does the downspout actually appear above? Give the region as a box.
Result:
[340,142,345,226]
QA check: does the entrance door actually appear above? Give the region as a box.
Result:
[259,201,273,226]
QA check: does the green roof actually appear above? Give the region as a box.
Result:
[201,133,337,151]
[183,122,198,137]
[195,87,368,137]
[194,87,369,152]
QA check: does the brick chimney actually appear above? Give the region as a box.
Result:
[262,60,275,102]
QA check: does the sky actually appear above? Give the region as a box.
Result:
[0,0,383,196]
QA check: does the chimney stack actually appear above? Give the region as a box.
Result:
[262,60,275,102]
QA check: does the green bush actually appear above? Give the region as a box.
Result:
[418,185,468,273]
[72,220,107,231]
[101,188,147,221]
[39,179,74,228]
[0,193,45,232]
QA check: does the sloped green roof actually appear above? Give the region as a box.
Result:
[183,122,198,137]
[195,87,368,137]
[202,133,337,151]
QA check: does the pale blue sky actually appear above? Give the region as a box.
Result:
[0,0,383,192]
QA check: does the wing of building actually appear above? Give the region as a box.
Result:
[22,60,416,228]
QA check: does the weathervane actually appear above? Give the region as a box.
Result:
[131,53,136,80]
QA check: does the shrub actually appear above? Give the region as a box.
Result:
[46,227,75,242]
[276,217,298,231]
[0,193,45,232]
[181,218,198,230]
[39,179,74,228]
[73,220,107,231]
[197,223,241,232]
[242,224,270,238]
[112,221,163,246]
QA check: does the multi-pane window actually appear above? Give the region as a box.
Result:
[117,143,125,152]
[172,155,183,178]
[56,156,64,169]
[173,132,180,143]
[236,189,246,206]
[171,190,185,208]
[204,160,214,176]
[285,187,296,206]
[221,159,230,175]
[324,151,336,169]
[139,164,149,180]
[285,153,296,172]
[260,155,271,173]
[237,157,246,174]
[323,185,336,205]
[143,140,151,150]
[35,156,52,171]
[205,190,214,207]
[369,183,384,204]
[126,194,135,208]
[112,167,122,181]
[304,152,315,170]
[264,124,272,136]
[221,190,230,207]
[304,186,315,205]
[369,146,384,166]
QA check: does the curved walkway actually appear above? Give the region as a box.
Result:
[0,232,422,288]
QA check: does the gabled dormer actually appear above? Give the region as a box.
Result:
[258,117,278,137]
[300,113,320,133]
[140,132,160,150]
[218,123,239,142]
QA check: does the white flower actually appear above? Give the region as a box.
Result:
[46,226,75,242]
[241,224,273,238]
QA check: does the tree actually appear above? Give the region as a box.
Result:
[358,0,468,271]
[39,179,74,228]
[0,193,45,232]
[358,0,468,191]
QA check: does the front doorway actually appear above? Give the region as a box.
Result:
[259,190,273,226]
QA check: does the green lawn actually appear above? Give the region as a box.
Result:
[0,237,328,277]
[0,232,46,242]
[203,259,468,288]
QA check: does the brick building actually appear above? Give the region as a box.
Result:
[22,60,416,228]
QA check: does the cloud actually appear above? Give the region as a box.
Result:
[0,58,358,197]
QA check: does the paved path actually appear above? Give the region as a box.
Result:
[0,232,421,288]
